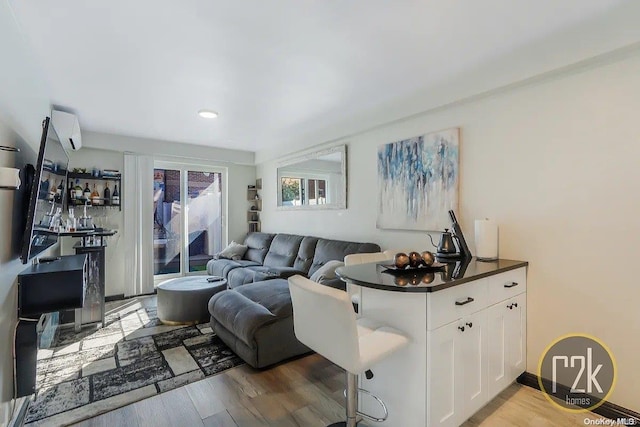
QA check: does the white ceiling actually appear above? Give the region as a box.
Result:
[8,1,637,154]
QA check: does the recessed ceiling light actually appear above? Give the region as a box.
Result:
[198,110,218,119]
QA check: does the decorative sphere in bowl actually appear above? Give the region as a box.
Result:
[421,251,435,266]
[394,252,410,269]
[408,251,422,268]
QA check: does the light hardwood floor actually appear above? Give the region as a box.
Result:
[68,353,606,427]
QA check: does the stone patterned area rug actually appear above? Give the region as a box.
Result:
[26,296,244,426]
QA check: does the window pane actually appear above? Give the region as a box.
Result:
[281,177,302,206]
[153,168,181,275]
[187,171,222,272]
[318,180,326,204]
[308,180,317,205]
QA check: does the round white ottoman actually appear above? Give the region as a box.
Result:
[157,276,228,325]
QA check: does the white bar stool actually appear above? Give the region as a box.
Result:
[288,275,408,427]
[344,250,396,312]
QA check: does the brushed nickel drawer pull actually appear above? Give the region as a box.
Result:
[504,282,519,288]
[455,297,474,306]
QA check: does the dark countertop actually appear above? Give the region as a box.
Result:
[59,228,118,237]
[19,254,87,277]
[335,257,528,293]
[33,226,118,237]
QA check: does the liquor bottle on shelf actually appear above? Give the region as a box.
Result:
[49,179,58,202]
[74,179,83,202]
[68,208,76,232]
[39,174,49,200]
[46,175,55,201]
[83,182,91,201]
[91,184,101,206]
[112,184,120,206]
[103,182,111,206]
[43,174,50,193]
[68,180,74,204]
[55,179,64,203]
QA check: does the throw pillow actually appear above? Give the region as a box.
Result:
[310,260,345,285]
[216,241,248,260]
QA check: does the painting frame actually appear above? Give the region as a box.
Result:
[376,127,460,231]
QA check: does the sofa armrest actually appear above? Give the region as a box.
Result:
[209,289,290,348]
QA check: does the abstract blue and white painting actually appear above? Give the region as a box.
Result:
[377,128,459,231]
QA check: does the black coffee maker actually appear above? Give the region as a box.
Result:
[429,210,472,260]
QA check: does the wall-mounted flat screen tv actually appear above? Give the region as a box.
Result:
[21,117,69,263]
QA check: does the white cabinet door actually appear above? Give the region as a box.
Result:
[428,312,488,427]
[487,293,527,399]
[461,310,488,418]
[427,320,464,427]
[507,293,527,382]
[487,300,510,400]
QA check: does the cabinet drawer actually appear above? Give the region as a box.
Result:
[427,279,488,330]
[488,268,527,305]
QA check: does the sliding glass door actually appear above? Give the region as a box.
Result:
[153,167,181,275]
[186,170,223,271]
[153,162,225,279]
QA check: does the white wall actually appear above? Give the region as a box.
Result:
[82,131,254,165]
[0,0,51,423]
[257,50,640,411]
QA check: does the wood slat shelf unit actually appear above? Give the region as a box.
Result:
[247,178,262,232]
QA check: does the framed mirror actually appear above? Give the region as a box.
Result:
[277,144,347,210]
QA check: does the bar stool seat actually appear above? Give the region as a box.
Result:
[288,275,408,427]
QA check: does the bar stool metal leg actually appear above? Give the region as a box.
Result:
[346,372,358,427]
[328,372,358,427]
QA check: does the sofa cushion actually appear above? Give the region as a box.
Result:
[208,279,292,349]
[243,232,276,264]
[262,234,304,268]
[293,236,319,273]
[309,238,380,276]
[248,265,307,278]
[216,241,248,260]
[207,258,261,277]
[226,268,263,289]
[310,260,344,284]
[227,266,307,289]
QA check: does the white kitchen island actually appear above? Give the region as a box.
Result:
[336,258,528,427]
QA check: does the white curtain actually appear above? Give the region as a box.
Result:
[123,153,154,296]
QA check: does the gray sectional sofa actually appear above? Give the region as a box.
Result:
[208,232,379,289]
[207,232,380,368]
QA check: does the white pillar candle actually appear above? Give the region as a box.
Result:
[475,218,498,260]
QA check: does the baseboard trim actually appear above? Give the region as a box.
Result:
[517,372,640,423]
